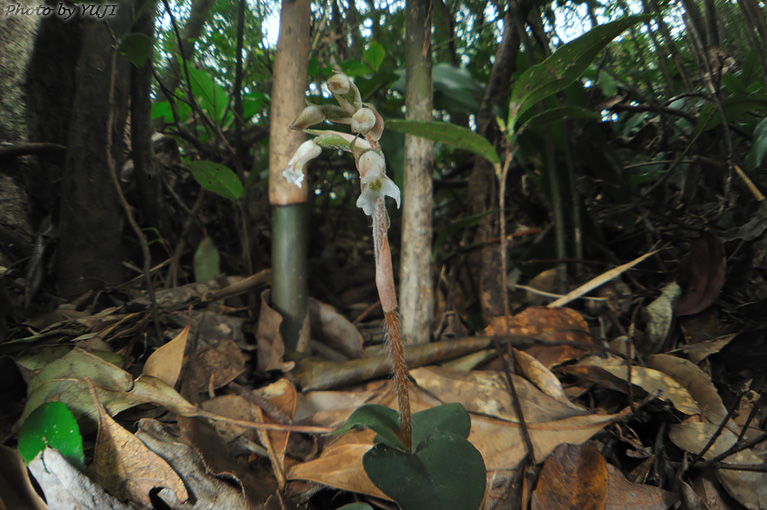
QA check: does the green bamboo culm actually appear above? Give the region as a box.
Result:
[271,202,309,352]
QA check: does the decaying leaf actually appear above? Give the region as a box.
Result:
[0,445,47,510]
[676,231,726,317]
[89,380,189,506]
[309,297,364,359]
[669,422,767,510]
[531,442,608,510]
[513,348,574,405]
[483,307,594,367]
[29,448,135,510]
[605,464,677,509]
[142,320,189,388]
[640,282,681,354]
[566,356,700,415]
[134,419,248,509]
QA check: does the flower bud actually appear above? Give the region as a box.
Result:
[290,105,325,130]
[327,73,350,95]
[358,150,385,180]
[351,108,376,134]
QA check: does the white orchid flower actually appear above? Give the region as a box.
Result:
[282,140,321,188]
[355,151,400,216]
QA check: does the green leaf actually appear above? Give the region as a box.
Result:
[387,120,500,166]
[187,160,244,201]
[363,431,486,510]
[412,403,471,448]
[509,15,650,130]
[365,41,386,71]
[193,237,220,282]
[336,504,374,510]
[331,404,406,451]
[746,117,767,172]
[517,106,600,134]
[18,402,85,471]
[119,33,152,68]
[187,65,230,123]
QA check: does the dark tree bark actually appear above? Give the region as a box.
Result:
[467,0,536,322]
[56,1,133,297]
[131,0,163,232]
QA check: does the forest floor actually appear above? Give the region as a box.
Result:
[2,169,767,510]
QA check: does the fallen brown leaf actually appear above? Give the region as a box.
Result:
[531,442,608,510]
[88,379,189,506]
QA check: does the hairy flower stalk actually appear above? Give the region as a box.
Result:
[285,73,412,450]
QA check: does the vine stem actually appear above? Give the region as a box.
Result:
[373,197,412,451]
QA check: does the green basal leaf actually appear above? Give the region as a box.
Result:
[411,403,472,448]
[365,41,386,71]
[119,33,152,68]
[193,237,220,283]
[18,402,85,471]
[363,430,486,510]
[509,15,650,130]
[331,404,406,451]
[187,160,244,201]
[387,120,500,166]
[336,504,374,510]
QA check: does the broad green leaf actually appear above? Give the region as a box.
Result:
[119,33,152,68]
[187,65,229,123]
[187,160,244,201]
[193,237,220,282]
[517,106,600,134]
[363,431,486,510]
[387,120,500,166]
[365,42,385,71]
[337,504,374,510]
[331,404,406,451]
[411,403,471,448]
[746,117,767,172]
[19,402,85,471]
[509,15,650,129]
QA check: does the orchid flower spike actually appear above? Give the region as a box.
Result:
[356,150,400,216]
[282,140,321,188]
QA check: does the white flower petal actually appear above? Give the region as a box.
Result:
[283,140,321,188]
[282,167,305,187]
[356,174,401,215]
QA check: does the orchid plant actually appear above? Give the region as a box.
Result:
[283,72,412,449]
[283,73,486,510]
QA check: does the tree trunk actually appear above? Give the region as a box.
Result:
[56,1,132,297]
[466,1,535,322]
[269,0,311,352]
[400,0,433,346]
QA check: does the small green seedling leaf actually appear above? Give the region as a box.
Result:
[187,160,244,201]
[119,33,152,68]
[18,402,85,472]
[365,41,386,71]
[363,430,486,510]
[193,237,220,282]
[331,404,406,451]
[387,119,500,166]
[336,504,374,510]
[411,402,471,447]
[509,15,650,130]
